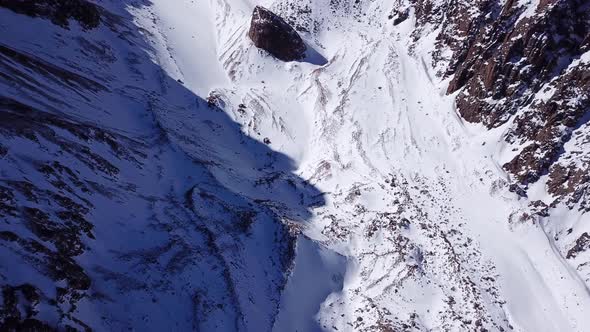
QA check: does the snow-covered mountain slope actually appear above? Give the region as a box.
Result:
[1,0,589,331]
[0,1,329,330]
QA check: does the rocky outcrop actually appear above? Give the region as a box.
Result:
[248,6,306,62]
[0,0,101,29]
[504,62,590,191]
[567,232,590,259]
[447,0,589,128]
[408,0,590,208]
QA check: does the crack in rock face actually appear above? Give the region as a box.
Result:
[248,6,307,62]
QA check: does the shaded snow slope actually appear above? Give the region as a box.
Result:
[1,0,589,331]
[0,1,327,330]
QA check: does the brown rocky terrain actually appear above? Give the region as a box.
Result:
[437,0,590,199]
[405,0,590,294]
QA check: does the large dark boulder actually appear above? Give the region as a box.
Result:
[248,6,306,61]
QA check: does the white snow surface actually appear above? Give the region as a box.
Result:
[137,1,590,331]
[1,0,589,331]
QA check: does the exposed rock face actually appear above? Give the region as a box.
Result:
[248,6,306,61]
[405,0,590,210]
[0,0,101,29]
[447,0,589,128]
[504,63,590,190]
[567,232,590,259]
[401,0,590,282]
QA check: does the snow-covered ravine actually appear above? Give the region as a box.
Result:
[136,1,590,331]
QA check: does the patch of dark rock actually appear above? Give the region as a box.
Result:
[0,97,124,176]
[234,210,256,234]
[0,284,42,327]
[508,183,527,198]
[0,186,17,217]
[38,161,90,194]
[0,44,107,93]
[392,9,409,25]
[0,0,101,30]
[447,0,589,102]
[50,255,91,290]
[206,93,223,109]
[503,143,556,185]
[529,200,549,217]
[6,181,38,202]
[56,211,94,239]
[274,2,318,34]
[437,0,590,210]
[23,207,84,257]
[3,178,94,257]
[0,234,90,326]
[183,185,197,210]
[566,232,590,259]
[248,6,306,61]
[254,172,281,187]
[0,231,19,242]
[0,317,55,332]
[547,162,590,210]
